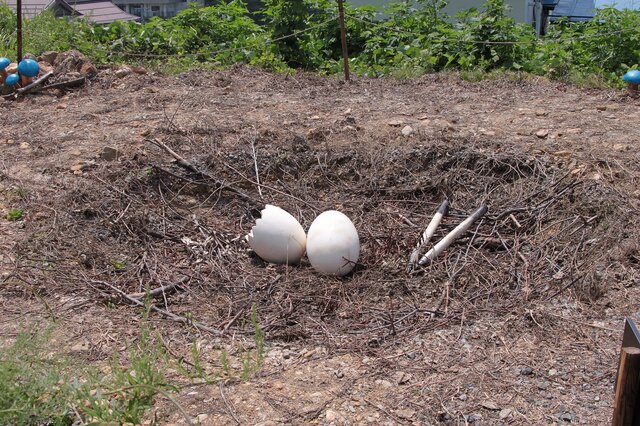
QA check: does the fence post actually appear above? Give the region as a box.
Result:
[337,0,350,82]
[612,347,640,426]
[16,0,23,60]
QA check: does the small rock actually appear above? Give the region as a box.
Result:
[499,408,512,419]
[466,413,482,423]
[395,408,415,419]
[80,63,97,77]
[56,103,68,110]
[481,401,500,411]
[535,110,548,116]
[39,51,59,65]
[194,413,208,423]
[520,367,533,376]
[401,125,414,136]
[325,409,339,422]
[392,371,411,385]
[375,379,393,388]
[458,393,468,401]
[566,128,582,134]
[596,105,607,111]
[535,129,549,138]
[387,118,404,126]
[548,368,558,376]
[115,67,132,78]
[140,129,151,137]
[343,108,352,116]
[6,62,17,74]
[131,66,147,75]
[558,411,575,422]
[70,341,90,352]
[100,147,121,161]
[273,381,284,390]
[19,142,30,150]
[537,380,550,390]
[613,143,628,152]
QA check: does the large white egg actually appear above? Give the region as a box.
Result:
[247,205,306,265]
[306,210,360,276]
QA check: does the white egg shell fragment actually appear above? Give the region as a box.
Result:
[247,205,306,265]
[306,210,360,276]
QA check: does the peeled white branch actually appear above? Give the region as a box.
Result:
[407,199,449,271]
[418,205,488,266]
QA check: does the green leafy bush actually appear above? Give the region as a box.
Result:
[0,0,639,85]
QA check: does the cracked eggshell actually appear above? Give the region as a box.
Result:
[247,205,306,265]
[306,210,360,276]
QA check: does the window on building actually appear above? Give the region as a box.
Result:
[151,5,161,15]
[129,4,143,16]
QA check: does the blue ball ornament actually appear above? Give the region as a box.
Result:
[622,70,640,85]
[5,73,19,86]
[17,59,39,78]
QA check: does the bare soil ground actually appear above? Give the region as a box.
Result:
[1,66,639,425]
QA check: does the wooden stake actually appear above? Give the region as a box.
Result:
[337,0,350,82]
[16,0,23,61]
[612,347,640,426]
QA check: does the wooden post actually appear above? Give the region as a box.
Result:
[16,0,23,60]
[336,0,350,82]
[612,347,640,426]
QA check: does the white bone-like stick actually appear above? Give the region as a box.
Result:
[407,199,449,271]
[418,205,488,266]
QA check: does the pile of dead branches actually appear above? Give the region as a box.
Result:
[7,129,639,348]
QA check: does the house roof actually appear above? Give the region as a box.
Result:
[68,0,139,24]
[551,0,640,20]
[550,0,596,20]
[2,0,75,18]
[1,0,138,23]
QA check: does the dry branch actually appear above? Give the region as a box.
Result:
[94,280,223,336]
[127,276,188,299]
[146,138,258,204]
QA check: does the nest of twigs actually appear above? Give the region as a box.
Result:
[10,128,639,349]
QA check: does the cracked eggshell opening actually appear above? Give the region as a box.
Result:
[306,210,360,276]
[247,204,306,265]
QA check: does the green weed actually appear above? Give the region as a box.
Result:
[6,208,24,221]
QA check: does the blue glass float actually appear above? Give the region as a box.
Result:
[4,73,19,86]
[622,70,640,85]
[17,59,39,78]
[0,57,10,70]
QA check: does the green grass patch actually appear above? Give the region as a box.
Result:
[6,208,24,221]
[0,305,268,425]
